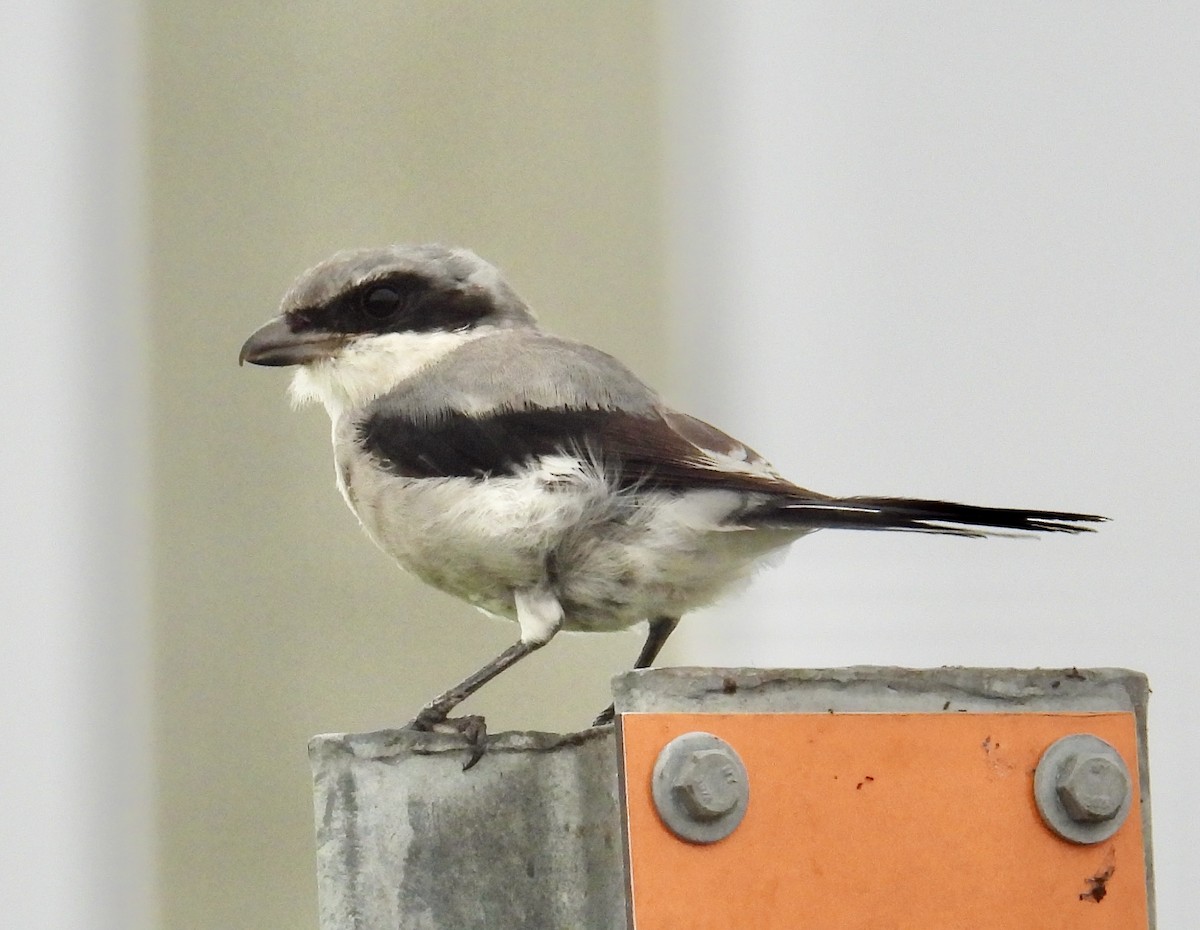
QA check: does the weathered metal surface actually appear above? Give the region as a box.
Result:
[310,666,1153,929]
[310,727,623,930]
[613,666,1150,719]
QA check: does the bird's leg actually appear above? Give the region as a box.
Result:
[408,641,534,729]
[630,615,682,669]
[592,615,681,727]
[407,587,563,769]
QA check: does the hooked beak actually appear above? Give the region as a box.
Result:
[239,316,346,367]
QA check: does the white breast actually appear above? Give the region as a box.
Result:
[334,435,806,633]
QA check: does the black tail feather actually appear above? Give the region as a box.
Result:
[749,495,1106,536]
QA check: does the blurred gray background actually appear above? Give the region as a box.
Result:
[147,5,665,928]
[3,2,1196,928]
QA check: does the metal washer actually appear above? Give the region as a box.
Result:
[651,731,750,844]
[1033,733,1133,844]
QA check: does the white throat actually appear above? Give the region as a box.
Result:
[289,328,490,420]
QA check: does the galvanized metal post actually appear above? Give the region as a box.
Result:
[310,727,624,930]
[310,667,1154,930]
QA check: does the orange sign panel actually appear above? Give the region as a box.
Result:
[618,712,1148,929]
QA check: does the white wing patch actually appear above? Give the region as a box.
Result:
[696,443,785,480]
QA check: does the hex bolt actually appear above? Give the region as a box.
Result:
[652,732,750,844]
[672,748,743,821]
[1057,754,1128,823]
[1034,733,1133,845]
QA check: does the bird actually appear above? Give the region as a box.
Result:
[240,244,1104,764]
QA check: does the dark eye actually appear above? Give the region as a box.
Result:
[362,285,402,320]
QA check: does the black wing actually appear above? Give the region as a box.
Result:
[356,404,799,494]
[358,404,1105,535]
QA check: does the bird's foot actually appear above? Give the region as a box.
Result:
[405,710,489,770]
[591,703,616,727]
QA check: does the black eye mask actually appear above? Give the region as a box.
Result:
[293,272,495,338]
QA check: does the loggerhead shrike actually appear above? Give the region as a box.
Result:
[240,244,1102,763]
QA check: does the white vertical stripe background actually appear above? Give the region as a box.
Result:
[663,3,1197,925]
[0,3,151,929]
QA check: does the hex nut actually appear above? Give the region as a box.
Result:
[1057,754,1127,823]
[672,749,743,821]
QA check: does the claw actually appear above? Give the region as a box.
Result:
[405,711,489,770]
[454,715,488,770]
